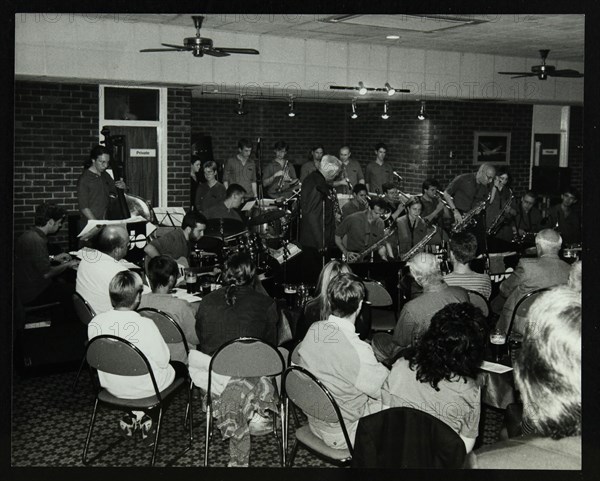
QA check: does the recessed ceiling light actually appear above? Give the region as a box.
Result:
[386,35,400,40]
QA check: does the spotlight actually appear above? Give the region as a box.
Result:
[417,101,427,121]
[234,96,246,116]
[351,99,358,119]
[288,97,296,117]
[358,81,367,95]
[381,101,389,120]
[385,82,396,96]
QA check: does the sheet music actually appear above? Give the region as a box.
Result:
[77,216,146,238]
[480,361,513,374]
[153,207,186,227]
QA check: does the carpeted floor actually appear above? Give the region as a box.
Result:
[11,366,505,468]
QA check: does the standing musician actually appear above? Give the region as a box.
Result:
[335,198,394,263]
[396,197,433,258]
[420,178,450,244]
[512,190,543,244]
[485,167,515,252]
[342,183,369,218]
[442,163,496,254]
[365,142,394,194]
[332,145,365,195]
[300,145,324,182]
[223,138,258,199]
[262,141,299,199]
[299,155,342,282]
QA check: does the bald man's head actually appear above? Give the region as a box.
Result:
[535,228,562,256]
[95,225,129,260]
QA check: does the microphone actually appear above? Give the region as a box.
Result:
[255,137,261,159]
[393,171,403,181]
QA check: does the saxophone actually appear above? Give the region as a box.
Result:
[330,185,343,225]
[486,188,514,236]
[451,192,491,234]
[400,219,439,261]
[349,225,397,263]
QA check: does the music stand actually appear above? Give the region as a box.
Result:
[153,207,186,227]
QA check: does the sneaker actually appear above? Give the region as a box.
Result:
[248,411,273,436]
[119,412,138,438]
[139,414,156,447]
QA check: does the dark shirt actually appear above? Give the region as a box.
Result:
[396,215,430,256]
[149,227,190,260]
[223,156,257,196]
[446,173,490,213]
[195,182,227,214]
[546,204,581,245]
[365,161,393,194]
[336,211,385,253]
[204,202,244,223]
[342,198,367,218]
[195,285,278,356]
[335,160,365,195]
[513,204,543,234]
[299,170,336,250]
[77,169,118,220]
[15,227,51,304]
[190,175,200,208]
[485,188,514,242]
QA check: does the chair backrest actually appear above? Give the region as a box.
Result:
[73,292,96,326]
[363,279,392,307]
[466,290,490,318]
[289,343,301,365]
[507,287,551,339]
[351,407,466,468]
[138,307,189,354]
[282,365,354,453]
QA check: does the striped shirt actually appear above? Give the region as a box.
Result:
[443,271,492,300]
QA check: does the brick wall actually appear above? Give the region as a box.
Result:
[167,88,192,206]
[14,81,99,247]
[191,98,534,195]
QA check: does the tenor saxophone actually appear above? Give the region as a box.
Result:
[400,219,439,261]
[486,188,514,236]
[451,193,491,234]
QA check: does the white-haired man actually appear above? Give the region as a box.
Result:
[492,228,571,336]
[471,286,581,469]
[371,252,469,364]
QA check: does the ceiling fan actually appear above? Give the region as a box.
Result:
[139,15,259,58]
[498,49,583,80]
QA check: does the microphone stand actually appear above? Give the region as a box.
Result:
[255,137,264,221]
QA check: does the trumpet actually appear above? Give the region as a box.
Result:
[276,159,289,192]
[434,189,454,211]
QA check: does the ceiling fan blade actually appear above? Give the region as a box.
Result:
[550,69,584,78]
[161,43,192,50]
[203,49,230,58]
[498,71,535,76]
[216,47,260,55]
[511,74,538,79]
[140,48,186,53]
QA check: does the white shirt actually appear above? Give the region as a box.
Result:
[88,309,175,399]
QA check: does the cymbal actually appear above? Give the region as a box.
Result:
[204,218,245,238]
[248,209,286,226]
[196,250,217,257]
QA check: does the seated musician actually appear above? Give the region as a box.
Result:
[341,182,369,218]
[420,178,451,243]
[545,186,581,245]
[443,232,492,300]
[381,182,408,223]
[371,253,469,365]
[194,160,226,214]
[512,190,543,244]
[204,183,246,224]
[144,211,207,267]
[334,198,394,263]
[395,197,434,258]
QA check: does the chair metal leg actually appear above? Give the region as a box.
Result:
[150,408,163,467]
[72,358,86,392]
[204,406,211,467]
[187,382,194,446]
[82,398,100,464]
[288,439,299,467]
[280,400,286,467]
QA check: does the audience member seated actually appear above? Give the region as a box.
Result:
[470,286,581,469]
[297,273,389,450]
[144,210,207,267]
[76,225,150,315]
[15,202,79,322]
[88,271,186,443]
[443,232,492,300]
[195,252,278,356]
[203,184,246,223]
[568,260,582,292]
[371,253,469,364]
[382,303,487,453]
[138,255,199,363]
[491,229,570,335]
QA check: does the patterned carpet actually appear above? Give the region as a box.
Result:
[11,366,504,468]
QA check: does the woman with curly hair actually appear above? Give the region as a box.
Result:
[194,252,278,356]
[381,302,487,452]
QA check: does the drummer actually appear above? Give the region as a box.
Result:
[144,210,208,267]
[204,183,246,224]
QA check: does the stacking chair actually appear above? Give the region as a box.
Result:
[351,407,466,468]
[363,279,395,334]
[73,292,96,326]
[506,287,551,340]
[204,337,286,467]
[282,365,353,467]
[138,308,194,431]
[466,290,490,319]
[82,335,191,467]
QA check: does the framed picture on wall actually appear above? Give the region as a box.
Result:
[473,131,511,165]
